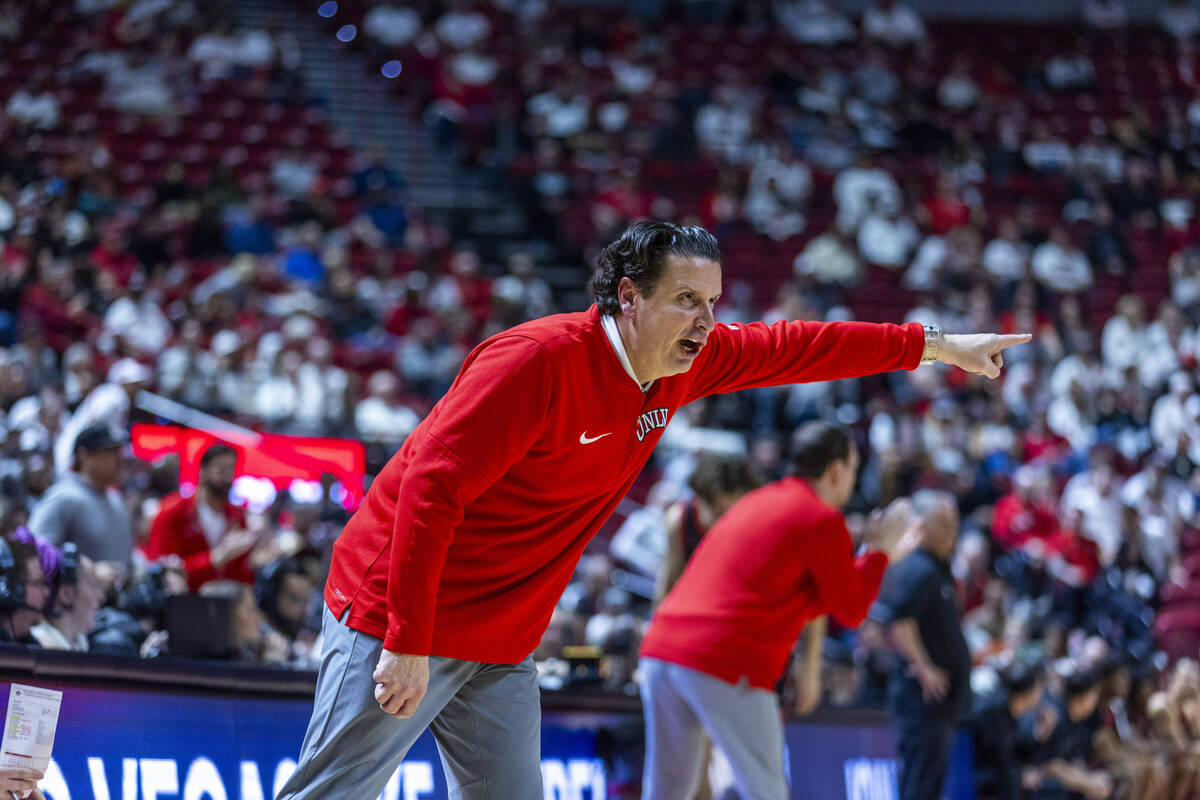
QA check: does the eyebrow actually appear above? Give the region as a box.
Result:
[675,285,721,300]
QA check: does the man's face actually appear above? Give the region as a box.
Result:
[1069,686,1100,721]
[1011,682,1044,718]
[924,501,960,558]
[621,255,722,383]
[201,453,237,498]
[81,447,122,487]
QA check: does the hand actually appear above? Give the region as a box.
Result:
[1034,705,1059,740]
[864,498,918,559]
[1022,767,1042,790]
[0,768,42,799]
[938,333,1032,379]
[262,626,291,664]
[1083,773,1113,800]
[140,629,169,658]
[373,651,429,719]
[211,528,259,568]
[909,660,949,703]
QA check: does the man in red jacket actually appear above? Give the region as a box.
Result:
[278,221,1030,800]
[640,421,918,800]
[144,444,260,591]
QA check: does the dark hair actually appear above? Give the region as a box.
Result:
[589,221,722,315]
[6,538,37,584]
[1001,660,1043,695]
[1063,667,1100,699]
[789,421,854,480]
[200,443,238,470]
[688,454,762,505]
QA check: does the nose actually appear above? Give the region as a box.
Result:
[696,302,714,332]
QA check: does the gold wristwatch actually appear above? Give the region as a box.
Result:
[920,323,942,366]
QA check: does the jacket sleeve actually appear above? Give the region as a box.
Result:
[384,336,553,654]
[803,512,890,629]
[145,502,217,587]
[683,319,924,404]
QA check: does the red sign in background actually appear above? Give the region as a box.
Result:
[131,424,366,510]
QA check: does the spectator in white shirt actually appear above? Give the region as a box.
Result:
[833,154,901,233]
[271,147,319,198]
[435,0,490,50]
[355,371,420,443]
[237,28,276,68]
[6,81,60,130]
[1060,449,1124,564]
[1121,456,1188,580]
[363,4,422,47]
[857,205,919,270]
[157,319,217,409]
[937,58,979,111]
[296,337,349,432]
[188,21,240,80]
[1032,227,1093,294]
[1151,372,1194,455]
[1160,0,1200,40]
[101,276,171,357]
[1023,123,1074,173]
[526,82,591,139]
[492,252,554,324]
[742,142,812,241]
[1141,301,1198,390]
[694,85,754,163]
[793,229,862,287]
[982,218,1028,284]
[451,48,499,86]
[1101,295,1147,374]
[610,55,655,96]
[1048,378,1097,453]
[254,350,302,428]
[776,0,855,47]
[862,0,926,48]
[1046,54,1095,91]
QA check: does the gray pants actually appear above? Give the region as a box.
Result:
[640,657,789,800]
[276,606,543,800]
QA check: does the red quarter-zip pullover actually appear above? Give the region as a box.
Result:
[325,305,922,663]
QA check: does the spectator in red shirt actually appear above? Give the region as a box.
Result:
[143,444,260,592]
[992,464,1060,550]
[1044,508,1102,586]
[640,422,919,800]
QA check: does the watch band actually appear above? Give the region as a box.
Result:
[920,323,942,366]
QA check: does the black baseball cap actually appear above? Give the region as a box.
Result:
[73,423,129,453]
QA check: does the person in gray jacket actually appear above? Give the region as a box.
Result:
[28,423,132,585]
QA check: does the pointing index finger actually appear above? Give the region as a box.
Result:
[994,332,1032,350]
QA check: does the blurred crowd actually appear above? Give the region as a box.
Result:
[6,0,1200,796]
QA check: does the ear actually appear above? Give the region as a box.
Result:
[617,277,639,316]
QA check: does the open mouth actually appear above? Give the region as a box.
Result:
[679,338,702,357]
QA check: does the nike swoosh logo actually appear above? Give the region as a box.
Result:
[579,431,613,445]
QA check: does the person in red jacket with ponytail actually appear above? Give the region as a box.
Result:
[278,221,1030,800]
[640,421,920,800]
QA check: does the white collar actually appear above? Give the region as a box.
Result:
[600,314,652,392]
[31,621,87,652]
